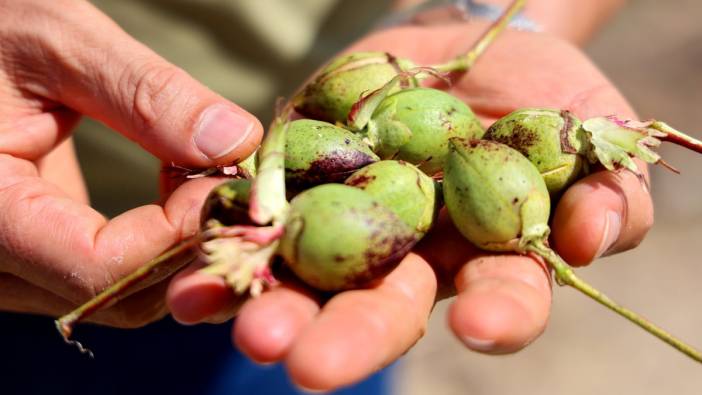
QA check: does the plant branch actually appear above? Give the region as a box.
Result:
[432,0,527,73]
[527,241,702,363]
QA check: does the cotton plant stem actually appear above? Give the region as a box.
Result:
[248,109,291,226]
[197,110,292,298]
[652,121,702,154]
[55,235,203,345]
[527,241,702,363]
[432,0,527,73]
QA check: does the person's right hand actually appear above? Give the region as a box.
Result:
[166,24,655,392]
[0,0,262,327]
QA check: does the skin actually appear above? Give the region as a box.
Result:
[393,0,627,45]
[168,24,653,392]
[1,0,651,392]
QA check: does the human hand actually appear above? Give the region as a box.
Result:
[0,0,262,327]
[167,24,653,391]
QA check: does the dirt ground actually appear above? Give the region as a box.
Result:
[396,1,702,394]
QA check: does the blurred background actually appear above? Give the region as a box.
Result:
[75,0,702,393]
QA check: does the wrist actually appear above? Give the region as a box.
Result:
[388,0,627,46]
[516,0,626,45]
[382,0,540,33]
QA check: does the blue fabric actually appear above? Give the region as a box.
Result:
[0,313,393,395]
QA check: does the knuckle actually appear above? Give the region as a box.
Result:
[0,173,106,303]
[62,239,106,302]
[0,180,52,265]
[125,61,191,134]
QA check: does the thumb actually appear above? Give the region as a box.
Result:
[18,1,263,167]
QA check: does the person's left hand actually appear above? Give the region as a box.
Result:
[0,0,263,327]
[167,23,653,392]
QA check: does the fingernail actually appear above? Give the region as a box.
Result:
[596,210,621,258]
[195,105,254,159]
[462,336,497,352]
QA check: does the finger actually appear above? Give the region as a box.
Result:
[448,254,552,354]
[415,212,552,355]
[0,107,81,161]
[166,261,248,325]
[552,168,654,266]
[413,209,482,298]
[284,253,436,392]
[35,137,89,204]
[0,153,225,303]
[550,76,653,266]
[0,272,170,328]
[232,282,320,364]
[3,1,262,166]
[0,273,75,317]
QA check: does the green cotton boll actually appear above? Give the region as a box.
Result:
[443,139,551,252]
[484,108,586,195]
[293,52,417,124]
[285,119,379,187]
[366,87,484,175]
[279,184,417,292]
[200,179,252,228]
[345,160,436,236]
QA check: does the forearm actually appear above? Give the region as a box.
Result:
[391,0,627,45]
